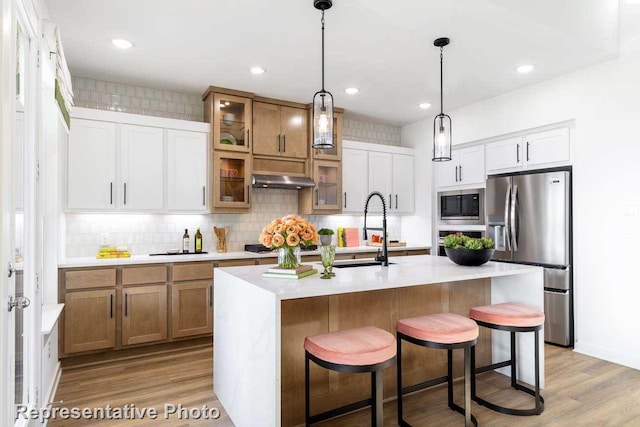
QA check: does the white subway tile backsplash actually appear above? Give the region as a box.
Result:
[95,80,106,92]
[85,78,96,91]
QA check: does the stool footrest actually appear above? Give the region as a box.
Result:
[308,397,372,424]
[475,360,511,374]
[400,375,447,396]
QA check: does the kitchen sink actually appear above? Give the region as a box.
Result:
[332,260,396,269]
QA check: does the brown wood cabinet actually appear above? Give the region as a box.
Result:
[212,150,251,212]
[171,281,213,338]
[203,88,253,153]
[299,159,342,214]
[122,285,168,346]
[64,289,116,354]
[252,101,307,159]
[312,111,343,160]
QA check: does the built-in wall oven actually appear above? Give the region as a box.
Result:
[437,230,484,256]
[438,189,484,225]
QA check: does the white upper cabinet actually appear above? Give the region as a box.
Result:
[486,127,570,174]
[392,154,414,213]
[119,125,164,210]
[167,130,208,212]
[342,148,368,213]
[524,128,570,167]
[67,119,116,210]
[342,140,416,215]
[436,146,485,189]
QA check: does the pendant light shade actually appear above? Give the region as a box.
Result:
[312,0,334,149]
[432,37,452,162]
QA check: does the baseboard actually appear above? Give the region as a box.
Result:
[574,342,640,370]
[40,361,62,427]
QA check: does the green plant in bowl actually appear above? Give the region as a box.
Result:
[444,233,495,266]
[318,228,334,246]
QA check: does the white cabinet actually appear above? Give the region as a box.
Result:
[436,146,485,189]
[67,119,116,210]
[167,130,208,212]
[342,148,368,213]
[119,125,164,210]
[392,154,414,213]
[342,141,415,214]
[486,128,570,174]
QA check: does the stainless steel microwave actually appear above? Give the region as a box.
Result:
[438,189,484,225]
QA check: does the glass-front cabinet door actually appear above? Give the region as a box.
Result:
[212,151,251,210]
[313,111,342,160]
[313,160,341,210]
[213,93,252,153]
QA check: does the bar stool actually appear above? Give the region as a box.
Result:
[304,326,396,427]
[397,313,479,427]
[469,302,545,416]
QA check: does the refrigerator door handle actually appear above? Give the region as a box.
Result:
[511,183,518,251]
[504,183,511,251]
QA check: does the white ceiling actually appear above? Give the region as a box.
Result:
[46,0,620,125]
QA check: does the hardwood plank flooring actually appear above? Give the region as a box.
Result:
[50,344,640,426]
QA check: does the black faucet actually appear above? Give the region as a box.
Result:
[363,191,388,266]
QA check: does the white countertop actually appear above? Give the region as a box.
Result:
[58,244,430,268]
[215,255,540,300]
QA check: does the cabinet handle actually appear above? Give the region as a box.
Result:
[110,182,113,205]
[516,144,520,163]
[209,285,213,307]
[459,165,462,182]
[455,166,458,182]
[124,293,128,317]
[277,134,281,152]
[395,194,398,210]
[202,186,206,206]
[124,183,127,205]
[344,192,347,208]
[110,294,113,318]
[247,129,250,149]
[526,141,530,161]
[315,188,319,205]
[389,194,392,208]
[283,135,286,152]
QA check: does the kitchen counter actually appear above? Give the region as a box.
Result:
[58,244,430,268]
[214,255,544,427]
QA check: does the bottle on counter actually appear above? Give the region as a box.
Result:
[195,228,203,253]
[183,229,190,253]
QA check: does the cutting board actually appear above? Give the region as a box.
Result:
[366,241,407,247]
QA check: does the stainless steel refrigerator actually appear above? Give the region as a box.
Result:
[486,168,572,346]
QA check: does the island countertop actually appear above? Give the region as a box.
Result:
[215,255,540,300]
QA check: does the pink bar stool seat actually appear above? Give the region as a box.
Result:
[304,326,396,367]
[469,302,545,328]
[397,312,479,344]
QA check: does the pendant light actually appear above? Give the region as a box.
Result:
[312,0,334,149]
[432,37,452,162]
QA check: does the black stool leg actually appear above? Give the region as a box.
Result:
[510,331,517,388]
[397,335,405,425]
[535,329,541,413]
[471,345,476,400]
[305,352,311,427]
[371,369,383,427]
[447,349,454,410]
[464,345,472,427]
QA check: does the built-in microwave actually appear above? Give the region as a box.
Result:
[438,189,484,225]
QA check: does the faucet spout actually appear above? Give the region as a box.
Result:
[363,191,389,267]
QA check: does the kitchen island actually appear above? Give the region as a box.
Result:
[214,255,543,427]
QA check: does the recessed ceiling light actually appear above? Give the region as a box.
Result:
[344,87,359,95]
[112,38,133,49]
[516,64,535,74]
[250,66,266,75]
[419,102,431,110]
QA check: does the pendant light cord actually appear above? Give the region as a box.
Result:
[321,10,325,91]
[440,46,444,115]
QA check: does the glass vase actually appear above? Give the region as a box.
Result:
[278,246,301,269]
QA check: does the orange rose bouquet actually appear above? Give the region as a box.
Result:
[259,215,318,269]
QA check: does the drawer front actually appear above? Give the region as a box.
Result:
[122,265,167,285]
[217,259,256,267]
[172,262,214,282]
[65,269,116,290]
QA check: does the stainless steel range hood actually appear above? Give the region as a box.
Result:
[252,174,316,189]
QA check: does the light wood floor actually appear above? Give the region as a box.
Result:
[50,344,640,426]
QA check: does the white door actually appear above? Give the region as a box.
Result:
[367,151,393,213]
[458,146,485,186]
[435,151,459,188]
[119,125,164,210]
[525,128,570,167]
[392,154,414,213]
[167,130,208,212]
[342,148,368,213]
[67,119,116,210]
[486,137,523,173]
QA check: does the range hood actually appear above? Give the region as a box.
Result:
[252,174,316,190]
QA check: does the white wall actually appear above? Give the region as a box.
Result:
[402,22,640,370]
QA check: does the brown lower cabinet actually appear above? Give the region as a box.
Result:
[171,281,213,338]
[64,289,116,354]
[122,285,168,346]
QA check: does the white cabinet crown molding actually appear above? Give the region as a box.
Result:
[342,139,414,156]
[71,107,209,133]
